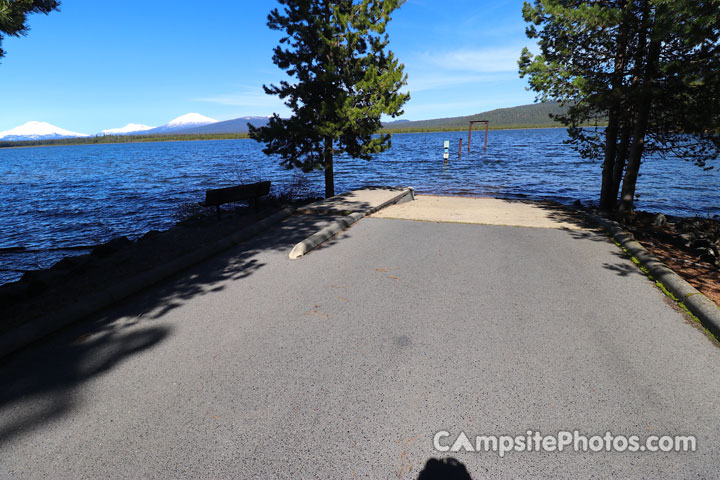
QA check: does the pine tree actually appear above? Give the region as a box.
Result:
[249,0,409,198]
[0,0,60,59]
[519,0,720,212]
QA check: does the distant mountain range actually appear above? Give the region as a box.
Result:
[381,102,566,131]
[0,113,271,141]
[0,103,566,142]
[167,116,270,135]
[99,113,222,136]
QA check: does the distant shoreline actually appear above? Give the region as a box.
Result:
[0,133,251,150]
[0,124,591,150]
[381,125,574,134]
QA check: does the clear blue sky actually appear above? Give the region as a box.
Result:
[0,0,538,133]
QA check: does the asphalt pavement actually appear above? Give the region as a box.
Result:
[2,215,719,478]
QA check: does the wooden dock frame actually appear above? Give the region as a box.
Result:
[468,120,489,151]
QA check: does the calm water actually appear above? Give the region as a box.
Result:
[1,128,717,284]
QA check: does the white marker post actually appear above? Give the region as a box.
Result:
[443,140,450,163]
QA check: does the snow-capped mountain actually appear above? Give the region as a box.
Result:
[1,113,256,141]
[0,121,89,141]
[145,113,219,134]
[166,113,217,128]
[101,123,155,135]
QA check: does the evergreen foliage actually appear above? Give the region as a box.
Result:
[519,0,720,212]
[249,0,409,197]
[0,0,60,59]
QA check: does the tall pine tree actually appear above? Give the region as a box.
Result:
[249,0,409,198]
[519,0,720,213]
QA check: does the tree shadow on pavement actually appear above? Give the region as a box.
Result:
[505,199,675,284]
[600,250,647,278]
[0,209,356,445]
[602,261,642,277]
[0,323,169,445]
[515,199,606,234]
[517,200,655,279]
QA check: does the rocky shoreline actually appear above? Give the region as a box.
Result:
[621,210,720,263]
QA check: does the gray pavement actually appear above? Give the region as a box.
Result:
[2,216,719,478]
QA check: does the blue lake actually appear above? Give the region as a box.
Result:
[1,128,717,284]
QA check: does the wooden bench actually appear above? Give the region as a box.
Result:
[201,181,271,218]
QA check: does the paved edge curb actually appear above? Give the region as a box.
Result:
[0,207,296,359]
[585,212,720,338]
[289,187,415,259]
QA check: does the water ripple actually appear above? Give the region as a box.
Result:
[0,128,717,284]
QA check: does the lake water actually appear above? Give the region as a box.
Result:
[1,128,717,285]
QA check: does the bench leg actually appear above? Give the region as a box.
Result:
[216,205,222,220]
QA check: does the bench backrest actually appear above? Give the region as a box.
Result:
[204,181,271,206]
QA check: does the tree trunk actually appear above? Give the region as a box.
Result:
[619,114,649,213]
[600,1,630,211]
[324,136,335,198]
[600,112,620,210]
[610,120,632,207]
[619,35,661,213]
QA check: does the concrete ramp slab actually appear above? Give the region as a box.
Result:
[372,194,595,230]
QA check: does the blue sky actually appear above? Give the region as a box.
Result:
[0,0,538,133]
